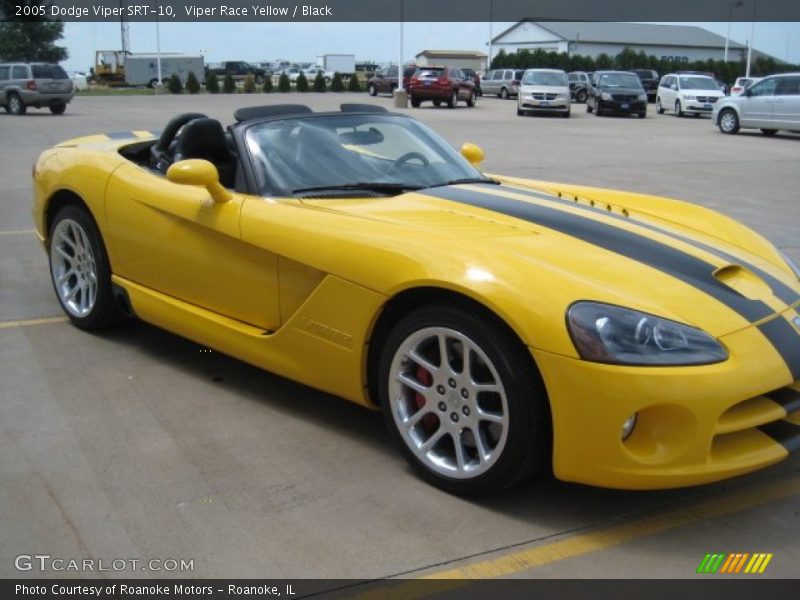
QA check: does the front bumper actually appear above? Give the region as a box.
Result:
[597,99,647,114]
[519,97,570,112]
[683,99,719,114]
[534,307,800,489]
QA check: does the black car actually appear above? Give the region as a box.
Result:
[587,71,647,118]
[630,69,659,102]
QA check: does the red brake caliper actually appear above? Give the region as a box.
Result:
[415,366,438,432]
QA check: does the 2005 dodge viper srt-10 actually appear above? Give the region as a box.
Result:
[32,103,800,495]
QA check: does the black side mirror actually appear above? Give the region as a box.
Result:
[744,88,752,97]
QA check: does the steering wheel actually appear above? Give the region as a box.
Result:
[387,151,430,175]
[150,112,207,173]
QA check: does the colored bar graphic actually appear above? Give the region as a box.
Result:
[702,552,773,574]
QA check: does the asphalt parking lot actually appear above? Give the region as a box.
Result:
[1,92,798,582]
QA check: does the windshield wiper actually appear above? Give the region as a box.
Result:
[292,182,422,195]
[424,177,500,189]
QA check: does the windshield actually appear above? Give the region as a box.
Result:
[598,73,642,88]
[522,71,567,86]
[678,76,719,90]
[245,114,485,196]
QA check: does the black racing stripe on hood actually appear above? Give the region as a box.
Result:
[759,420,800,453]
[495,184,800,306]
[423,185,774,324]
[757,318,800,381]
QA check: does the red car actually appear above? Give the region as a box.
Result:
[367,65,417,96]
[407,66,477,108]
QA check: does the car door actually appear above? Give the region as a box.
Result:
[772,75,800,129]
[104,164,281,332]
[739,77,778,127]
[660,75,676,107]
[451,69,467,99]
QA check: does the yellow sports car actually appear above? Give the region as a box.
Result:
[32,104,800,495]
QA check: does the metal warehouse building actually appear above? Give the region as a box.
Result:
[415,50,489,71]
[491,21,767,64]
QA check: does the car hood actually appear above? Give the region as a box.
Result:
[300,181,800,340]
[598,86,644,94]
[519,84,569,93]
[683,89,725,96]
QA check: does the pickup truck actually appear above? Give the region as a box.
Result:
[630,69,659,102]
[205,61,268,84]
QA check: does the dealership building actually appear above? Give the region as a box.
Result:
[490,21,776,64]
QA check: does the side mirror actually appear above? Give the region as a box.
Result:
[167,159,232,204]
[744,88,752,97]
[460,143,485,166]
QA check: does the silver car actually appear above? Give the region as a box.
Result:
[517,69,571,117]
[713,73,800,135]
[482,69,525,99]
[0,62,74,115]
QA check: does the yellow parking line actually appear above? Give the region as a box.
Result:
[0,316,68,329]
[419,476,800,579]
[0,229,35,236]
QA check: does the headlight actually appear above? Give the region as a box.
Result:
[638,93,647,101]
[601,92,613,101]
[779,250,800,280]
[567,302,728,366]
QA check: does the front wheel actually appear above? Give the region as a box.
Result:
[410,96,421,108]
[656,97,665,114]
[379,306,550,496]
[718,108,740,134]
[7,92,26,115]
[48,205,123,331]
[674,100,683,117]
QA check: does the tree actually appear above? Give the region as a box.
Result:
[330,72,345,92]
[262,75,273,93]
[223,72,236,94]
[242,73,256,93]
[295,72,309,92]
[313,72,326,92]
[347,74,362,92]
[0,2,68,62]
[277,72,291,92]
[185,71,201,94]
[167,73,183,94]
[205,72,220,94]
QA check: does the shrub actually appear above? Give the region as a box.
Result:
[262,75,273,93]
[223,72,236,94]
[243,73,256,93]
[347,74,362,92]
[278,72,291,93]
[330,72,345,92]
[185,71,201,94]
[313,72,326,92]
[167,73,183,94]
[295,72,309,92]
[205,72,219,94]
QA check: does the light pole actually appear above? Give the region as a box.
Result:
[393,1,407,107]
[745,0,757,77]
[724,0,744,62]
[488,0,494,70]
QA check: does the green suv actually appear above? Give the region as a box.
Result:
[0,62,75,115]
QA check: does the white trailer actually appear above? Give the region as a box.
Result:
[316,54,356,75]
[124,54,205,87]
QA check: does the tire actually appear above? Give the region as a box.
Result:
[368,83,377,96]
[517,107,524,116]
[410,96,421,108]
[586,102,593,113]
[638,111,646,119]
[595,101,603,117]
[7,92,26,115]
[447,89,457,108]
[674,100,683,117]
[500,87,509,100]
[379,305,550,496]
[562,108,571,118]
[433,99,442,107]
[467,91,476,107]
[656,97,665,114]
[48,205,123,331]
[50,101,67,115]
[718,108,740,134]
[575,89,587,103]
[761,129,778,136]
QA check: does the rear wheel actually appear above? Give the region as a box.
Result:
[368,83,377,96]
[500,87,509,100]
[379,305,550,496]
[761,128,778,136]
[447,89,458,108]
[50,101,67,115]
[467,91,476,107]
[718,108,740,134]
[48,205,123,331]
[7,92,26,115]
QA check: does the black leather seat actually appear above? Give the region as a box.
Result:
[172,118,237,189]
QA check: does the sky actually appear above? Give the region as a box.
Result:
[60,21,800,72]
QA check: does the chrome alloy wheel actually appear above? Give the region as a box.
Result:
[49,218,98,318]
[388,326,509,479]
